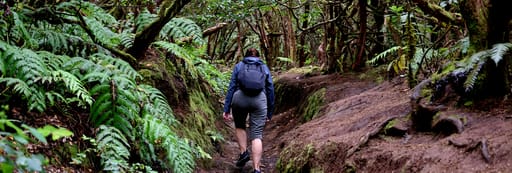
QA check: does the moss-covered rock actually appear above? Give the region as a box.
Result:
[298,88,326,122]
[276,143,316,173]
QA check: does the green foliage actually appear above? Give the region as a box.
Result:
[299,88,326,122]
[161,17,205,45]
[460,43,512,92]
[154,41,229,93]
[134,9,157,33]
[36,125,74,141]
[0,1,215,172]
[97,125,131,172]
[140,115,195,172]
[277,143,316,173]
[0,105,74,172]
[367,46,401,65]
[0,41,93,111]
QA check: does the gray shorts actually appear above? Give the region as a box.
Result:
[231,90,267,140]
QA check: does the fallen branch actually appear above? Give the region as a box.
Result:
[202,22,228,37]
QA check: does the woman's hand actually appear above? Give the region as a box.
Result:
[223,112,232,121]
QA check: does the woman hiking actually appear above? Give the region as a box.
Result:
[223,48,275,173]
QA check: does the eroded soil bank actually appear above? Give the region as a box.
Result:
[206,71,512,173]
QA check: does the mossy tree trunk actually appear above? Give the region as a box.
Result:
[127,0,191,65]
[459,0,512,95]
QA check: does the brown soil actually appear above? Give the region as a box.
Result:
[203,71,512,173]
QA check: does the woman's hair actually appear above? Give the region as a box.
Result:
[245,48,260,57]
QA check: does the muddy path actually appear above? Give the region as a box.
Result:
[203,72,512,173]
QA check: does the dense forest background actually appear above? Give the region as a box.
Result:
[0,0,511,172]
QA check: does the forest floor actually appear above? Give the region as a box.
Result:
[201,69,512,173]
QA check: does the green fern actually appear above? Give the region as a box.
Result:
[119,31,135,49]
[87,78,136,140]
[138,84,177,125]
[153,41,199,78]
[96,125,130,172]
[367,46,401,65]
[58,1,117,26]
[141,115,195,172]
[0,42,49,111]
[92,53,141,80]
[51,70,93,106]
[83,17,120,48]
[462,51,489,91]
[490,43,512,65]
[460,43,512,92]
[134,9,157,33]
[11,11,36,48]
[161,17,205,45]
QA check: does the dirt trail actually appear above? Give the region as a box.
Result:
[204,72,512,173]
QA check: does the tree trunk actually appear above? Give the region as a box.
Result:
[298,0,310,67]
[127,0,191,65]
[326,4,337,72]
[371,0,385,55]
[459,0,490,51]
[282,5,296,68]
[353,0,367,71]
[235,21,244,61]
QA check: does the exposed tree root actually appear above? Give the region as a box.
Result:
[432,115,464,135]
[480,139,491,163]
[346,116,398,157]
[448,138,491,163]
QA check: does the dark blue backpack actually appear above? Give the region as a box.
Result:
[237,62,266,96]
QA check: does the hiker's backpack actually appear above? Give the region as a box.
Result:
[237,62,266,96]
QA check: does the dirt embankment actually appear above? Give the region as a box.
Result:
[209,72,512,173]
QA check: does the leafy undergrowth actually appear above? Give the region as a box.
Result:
[209,69,512,172]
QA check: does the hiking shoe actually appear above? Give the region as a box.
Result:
[235,150,250,167]
[253,169,261,173]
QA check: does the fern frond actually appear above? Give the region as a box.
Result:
[119,31,134,49]
[490,43,512,66]
[83,71,113,84]
[161,17,205,45]
[463,58,486,92]
[461,50,490,92]
[138,84,177,125]
[96,125,130,172]
[11,11,36,48]
[34,29,69,54]
[27,87,46,112]
[0,78,32,99]
[38,51,70,71]
[51,70,93,106]
[463,50,490,71]
[83,17,120,48]
[134,9,157,33]
[63,56,105,79]
[89,74,137,139]
[141,116,195,172]
[6,46,49,82]
[58,1,117,26]
[92,53,140,80]
[153,41,198,78]
[367,46,401,65]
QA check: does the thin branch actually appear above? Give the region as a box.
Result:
[74,7,137,65]
[202,22,228,37]
[412,0,463,25]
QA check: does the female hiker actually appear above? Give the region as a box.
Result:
[223,48,275,173]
